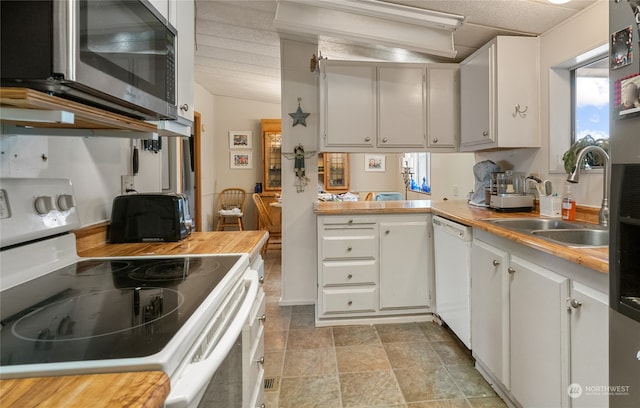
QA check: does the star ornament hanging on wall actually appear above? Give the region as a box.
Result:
[289,97,310,127]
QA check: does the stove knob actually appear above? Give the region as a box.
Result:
[34,196,54,214]
[57,194,75,211]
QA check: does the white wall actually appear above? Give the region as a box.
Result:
[197,93,280,231]
[194,82,216,231]
[476,1,609,207]
[0,133,162,226]
[279,39,321,305]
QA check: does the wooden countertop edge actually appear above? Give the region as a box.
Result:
[0,371,170,408]
[314,200,608,274]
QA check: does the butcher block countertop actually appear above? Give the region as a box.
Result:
[0,230,268,408]
[314,199,608,274]
[77,230,269,261]
[0,372,170,408]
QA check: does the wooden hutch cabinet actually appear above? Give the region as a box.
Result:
[261,119,282,191]
[259,119,282,231]
[318,153,350,193]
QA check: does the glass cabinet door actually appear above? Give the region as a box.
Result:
[261,119,282,191]
[319,153,350,192]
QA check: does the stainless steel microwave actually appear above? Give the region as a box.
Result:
[0,0,177,120]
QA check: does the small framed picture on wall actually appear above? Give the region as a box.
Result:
[364,154,386,172]
[230,152,253,169]
[229,131,252,149]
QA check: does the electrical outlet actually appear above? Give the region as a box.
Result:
[121,175,135,194]
[452,184,459,196]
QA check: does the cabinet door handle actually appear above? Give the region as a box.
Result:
[492,259,501,266]
[569,298,583,309]
[259,276,264,284]
[347,274,353,279]
[180,103,189,112]
[364,137,371,142]
[385,230,390,235]
[433,138,438,143]
[382,138,388,143]
[507,267,516,274]
[347,246,353,252]
[258,314,267,322]
[482,131,489,137]
[347,300,353,306]
[257,356,265,365]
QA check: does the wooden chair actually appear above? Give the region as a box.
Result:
[216,188,247,230]
[252,193,282,253]
[364,192,374,201]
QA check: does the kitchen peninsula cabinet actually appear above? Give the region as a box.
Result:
[319,61,459,152]
[316,214,433,325]
[460,36,539,151]
[379,215,431,309]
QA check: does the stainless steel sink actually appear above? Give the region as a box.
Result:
[530,229,609,247]
[483,218,588,231]
[483,217,608,247]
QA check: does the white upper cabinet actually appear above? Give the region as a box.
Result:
[170,0,195,125]
[378,65,425,149]
[319,60,459,152]
[427,64,459,150]
[320,62,377,148]
[460,36,539,151]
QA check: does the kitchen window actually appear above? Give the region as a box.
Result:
[548,44,608,173]
[403,152,431,193]
[572,57,610,143]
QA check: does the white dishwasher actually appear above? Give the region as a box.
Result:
[432,215,472,349]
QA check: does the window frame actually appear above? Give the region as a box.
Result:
[548,43,608,174]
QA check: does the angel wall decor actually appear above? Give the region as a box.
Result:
[283,144,316,192]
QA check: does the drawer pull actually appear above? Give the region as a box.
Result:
[347,246,353,252]
[258,314,266,322]
[257,356,265,365]
[364,137,371,142]
[259,276,264,284]
[385,230,390,235]
[348,300,353,306]
[492,259,501,266]
[508,267,516,275]
[347,274,353,279]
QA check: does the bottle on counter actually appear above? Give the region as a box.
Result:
[562,184,576,221]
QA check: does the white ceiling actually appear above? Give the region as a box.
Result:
[194,0,599,105]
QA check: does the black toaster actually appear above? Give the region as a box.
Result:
[109,193,194,243]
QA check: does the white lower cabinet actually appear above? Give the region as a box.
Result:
[470,239,510,389]
[569,281,609,408]
[317,214,432,324]
[509,256,568,408]
[470,233,608,408]
[379,218,431,309]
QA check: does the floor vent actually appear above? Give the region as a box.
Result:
[264,377,279,391]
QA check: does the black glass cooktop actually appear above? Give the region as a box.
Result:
[0,255,241,367]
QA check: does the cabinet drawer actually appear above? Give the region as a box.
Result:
[321,287,377,314]
[322,235,376,259]
[322,260,377,286]
[322,216,377,226]
[248,289,265,349]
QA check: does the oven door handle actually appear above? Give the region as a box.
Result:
[164,270,259,408]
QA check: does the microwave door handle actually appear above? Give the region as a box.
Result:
[164,272,259,408]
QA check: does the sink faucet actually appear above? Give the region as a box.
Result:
[566,145,610,227]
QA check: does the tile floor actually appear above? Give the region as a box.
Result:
[261,250,508,408]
